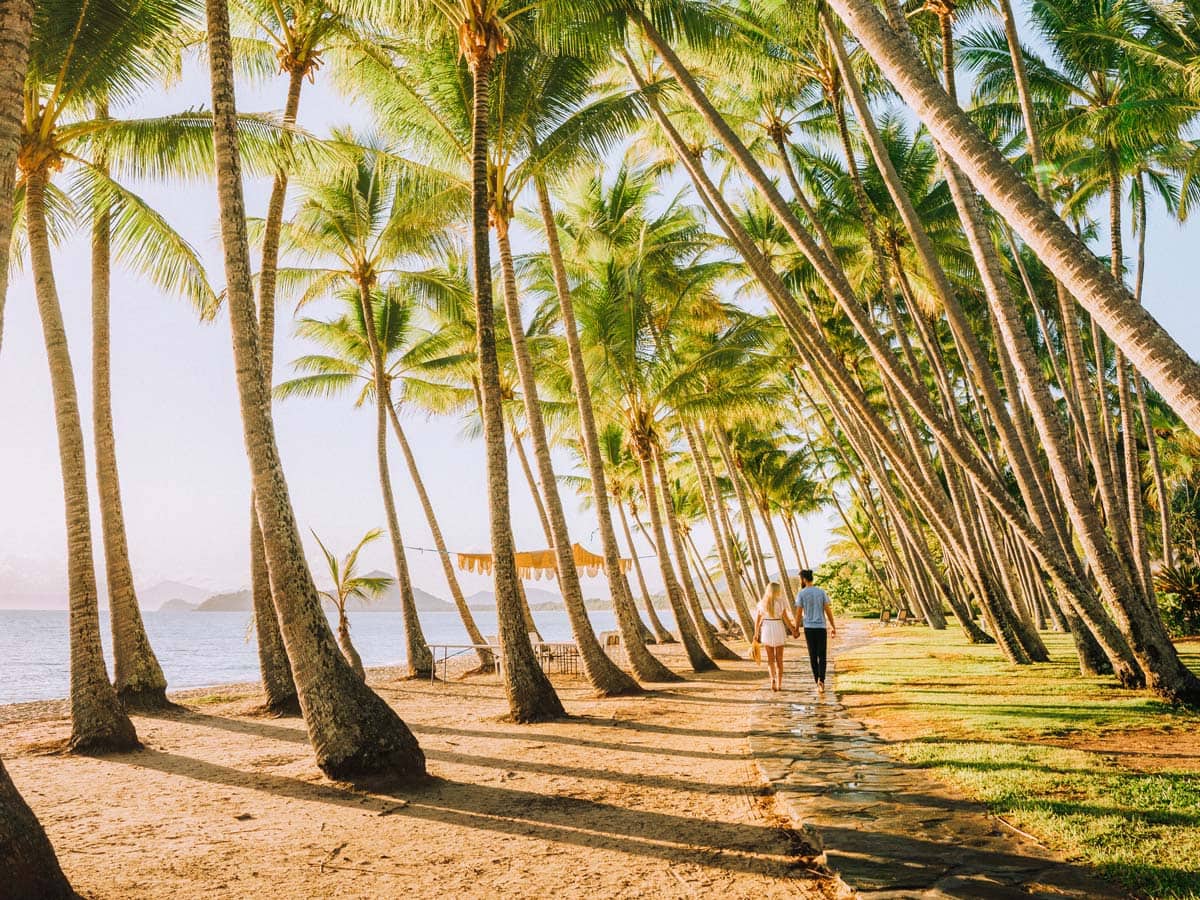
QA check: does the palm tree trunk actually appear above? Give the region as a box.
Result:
[205,0,426,774]
[655,84,1022,658]
[0,0,32,356]
[0,45,72,895]
[496,227,641,696]
[0,758,76,899]
[783,517,808,573]
[634,441,715,671]
[687,531,734,630]
[510,420,554,544]
[249,504,298,712]
[462,44,563,722]
[25,169,139,753]
[938,146,1148,681]
[91,99,169,709]
[652,445,739,660]
[759,504,795,595]
[357,283,433,679]
[711,428,769,592]
[618,499,674,643]
[387,406,493,670]
[1131,176,1172,567]
[336,609,366,681]
[682,422,754,639]
[821,0,1200,434]
[1108,158,1154,598]
[534,178,678,680]
[249,63,306,715]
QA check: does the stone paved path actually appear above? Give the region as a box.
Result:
[749,624,1127,899]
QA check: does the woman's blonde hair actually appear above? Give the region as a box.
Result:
[758,582,783,617]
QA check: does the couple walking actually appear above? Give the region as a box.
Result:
[754,570,837,692]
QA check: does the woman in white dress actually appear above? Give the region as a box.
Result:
[754,582,796,691]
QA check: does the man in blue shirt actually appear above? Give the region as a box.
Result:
[793,569,836,691]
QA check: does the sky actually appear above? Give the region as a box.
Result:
[1,51,1197,609]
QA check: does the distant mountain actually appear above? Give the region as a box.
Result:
[466,586,563,610]
[139,580,210,609]
[157,598,199,612]
[188,572,450,613]
[355,571,451,612]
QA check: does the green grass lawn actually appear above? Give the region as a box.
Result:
[837,626,1200,899]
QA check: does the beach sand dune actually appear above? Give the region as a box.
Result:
[1,646,830,899]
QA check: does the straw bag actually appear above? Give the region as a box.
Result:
[751,640,763,664]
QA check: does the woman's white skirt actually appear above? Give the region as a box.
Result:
[760,619,788,647]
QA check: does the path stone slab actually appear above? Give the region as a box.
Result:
[749,623,1128,900]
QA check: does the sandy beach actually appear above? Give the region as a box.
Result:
[0,644,834,899]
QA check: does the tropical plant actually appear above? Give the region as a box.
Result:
[312,528,393,678]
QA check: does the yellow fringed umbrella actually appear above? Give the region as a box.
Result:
[456,543,630,581]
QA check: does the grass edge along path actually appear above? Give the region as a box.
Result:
[835,624,1200,899]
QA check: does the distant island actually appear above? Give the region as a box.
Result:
[151,578,641,614]
[157,572,462,614]
[157,598,199,612]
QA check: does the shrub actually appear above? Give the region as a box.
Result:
[1155,562,1200,637]
[816,559,883,618]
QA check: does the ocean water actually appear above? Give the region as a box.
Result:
[0,608,626,706]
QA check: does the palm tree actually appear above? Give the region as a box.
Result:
[357,30,667,690]
[231,0,346,718]
[17,0,223,751]
[204,0,424,777]
[268,142,464,679]
[593,423,676,644]
[551,161,745,670]
[0,0,76,892]
[357,0,564,721]
[91,96,176,710]
[313,528,393,679]
[0,759,76,900]
[276,287,495,671]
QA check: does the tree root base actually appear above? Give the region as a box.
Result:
[255,695,302,718]
[68,727,141,757]
[117,686,173,712]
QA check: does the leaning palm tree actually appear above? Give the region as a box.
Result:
[204,0,423,777]
[0,0,76,892]
[276,287,495,672]
[266,140,462,679]
[313,528,393,680]
[221,0,353,715]
[0,758,76,900]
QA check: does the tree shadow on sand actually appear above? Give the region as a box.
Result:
[108,747,815,878]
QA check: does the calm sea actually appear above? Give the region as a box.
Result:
[0,608,625,706]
